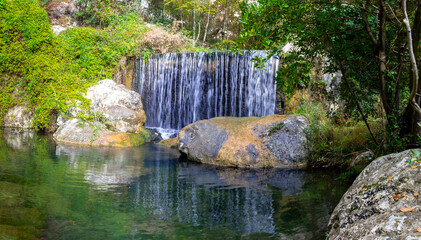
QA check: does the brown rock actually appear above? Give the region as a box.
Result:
[178,114,309,168]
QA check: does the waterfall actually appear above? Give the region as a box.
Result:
[133,51,279,135]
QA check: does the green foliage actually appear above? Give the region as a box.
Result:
[294,97,381,168]
[0,0,198,130]
[238,0,421,150]
[277,52,312,97]
[75,0,120,27]
[409,149,421,164]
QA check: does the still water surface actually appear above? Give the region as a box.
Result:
[0,129,351,240]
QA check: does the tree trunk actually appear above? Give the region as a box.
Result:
[181,0,184,27]
[402,0,421,144]
[378,0,392,119]
[193,3,196,41]
[221,0,229,40]
[195,17,202,44]
[203,0,210,42]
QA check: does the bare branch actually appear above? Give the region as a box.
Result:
[402,0,421,117]
[361,7,378,46]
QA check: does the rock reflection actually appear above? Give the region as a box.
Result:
[131,156,309,236]
[55,144,153,189]
[1,128,36,151]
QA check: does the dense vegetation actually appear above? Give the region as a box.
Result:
[0,0,198,131]
[237,0,421,164]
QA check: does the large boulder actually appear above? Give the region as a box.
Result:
[85,79,146,133]
[54,80,150,147]
[328,149,421,239]
[2,106,34,129]
[178,114,309,168]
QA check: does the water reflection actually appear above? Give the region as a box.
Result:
[55,142,345,238]
[1,131,350,239]
[1,128,35,151]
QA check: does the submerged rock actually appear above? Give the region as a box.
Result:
[178,114,309,168]
[54,79,150,147]
[2,106,34,129]
[328,149,421,239]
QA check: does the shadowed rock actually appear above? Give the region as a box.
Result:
[328,149,421,239]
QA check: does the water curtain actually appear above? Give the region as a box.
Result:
[133,51,279,131]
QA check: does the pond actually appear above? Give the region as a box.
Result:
[0,129,352,240]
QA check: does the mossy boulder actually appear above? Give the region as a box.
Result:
[178,114,309,168]
[54,80,150,147]
[328,149,421,239]
[158,137,178,148]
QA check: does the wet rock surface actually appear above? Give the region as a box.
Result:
[328,149,421,239]
[178,114,309,168]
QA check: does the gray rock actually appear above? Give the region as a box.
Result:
[46,0,77,34]
[328,149,421,240]
[178,114,309,168]
[2,106,34,129]
[85,79,146,133]
[54,118,109,145]
[350,151,374,171]
[54,79,150,147]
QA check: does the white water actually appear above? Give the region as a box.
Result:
[133,51,279,138]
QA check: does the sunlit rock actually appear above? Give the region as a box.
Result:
[46,0,77,35]
[178,114,309,168]
[54,80,150,147]
[158,137,178,148]
[2,106,34,129]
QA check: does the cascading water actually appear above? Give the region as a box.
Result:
[133,51,279,138]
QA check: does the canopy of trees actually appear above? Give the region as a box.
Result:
[239,0,421,150]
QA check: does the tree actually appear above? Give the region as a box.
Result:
[239,0,421,150]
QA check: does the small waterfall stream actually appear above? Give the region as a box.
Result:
[133,51,279,136]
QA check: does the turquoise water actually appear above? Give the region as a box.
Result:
[0,129,351,240]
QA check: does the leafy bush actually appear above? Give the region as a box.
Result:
[290,89,382,168]
[0,1,206,130]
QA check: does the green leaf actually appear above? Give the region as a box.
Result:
[410,149,420,156]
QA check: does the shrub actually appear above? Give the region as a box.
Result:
[0,1,206,130]
[290,89,382,168]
